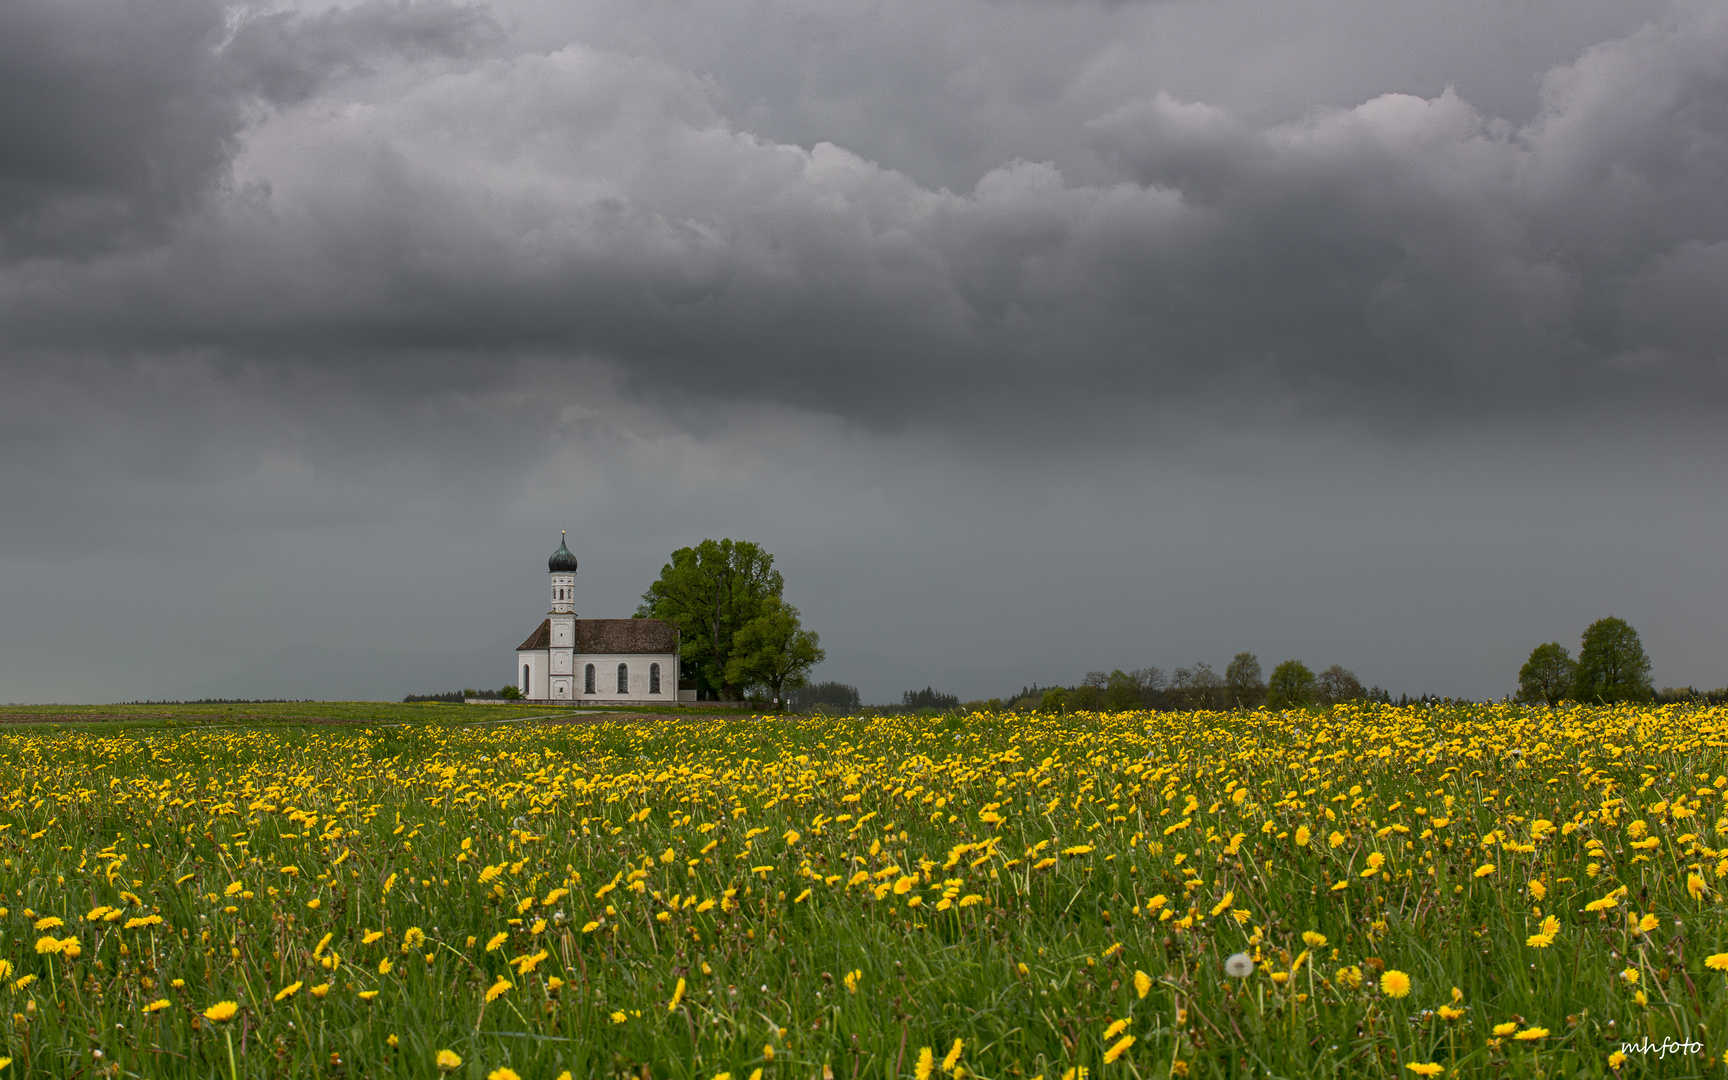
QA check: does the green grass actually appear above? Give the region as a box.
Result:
[0,702,1724,1078]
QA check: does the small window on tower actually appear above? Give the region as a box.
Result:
[584,664,595,694]
[522,664,529,693]
[649,663,661,694]
[617,663,629,693]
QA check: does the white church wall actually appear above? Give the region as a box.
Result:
[574,653,679,700]
[516,650,548,699]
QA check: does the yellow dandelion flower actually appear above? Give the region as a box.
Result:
[1103,1018,1128,1040]
[486,978,512,1003]
[274,981,303,1002]
[1705,954,1728,971]
[914,1049,934,1080]
[1103,1035,1135,1063]
[1513,1027,1548,1041]
[1406,1064,1444,1077]
[1473,864,1496,878]
[143,999,171,1013]
[1380,970,1411,998]
[436,1049,462,1071]
[943,1037,964,1073]
[1491,1022,1518,1037]
[486,931,509,952]
[203,1001,239,1023]
[668,976,686,1012]
[487,1069,522,1080]
[1134,970,1152,998]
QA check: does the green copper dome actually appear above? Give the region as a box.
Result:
[548,532,578,573]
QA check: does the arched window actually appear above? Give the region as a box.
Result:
[583,664,595,694]
[617,663,629,693]
[649,663,661,694]
[522,664,530,693]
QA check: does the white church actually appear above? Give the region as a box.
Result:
[513,533,690,703]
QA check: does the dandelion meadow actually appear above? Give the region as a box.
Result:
[3,701,1727,1078]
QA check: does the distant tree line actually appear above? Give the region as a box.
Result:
[122,699,306,705]
[997,654,1388,714]
[789,681,862,711]
[903,686,961,710]
[403,686,522,704]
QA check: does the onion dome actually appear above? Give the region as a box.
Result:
[548,531,578,573]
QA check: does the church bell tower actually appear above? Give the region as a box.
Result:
[547,531,578,699]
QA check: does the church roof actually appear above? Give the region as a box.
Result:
[517,620,551,650]
[516,618,678,654]
[578,619,678,653]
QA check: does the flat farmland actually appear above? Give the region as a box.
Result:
[2,702,1725,1078]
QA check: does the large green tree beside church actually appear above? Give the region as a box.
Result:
[726,596,825,708]
[636,538,785,700]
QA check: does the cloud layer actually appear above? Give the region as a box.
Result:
[5,0,1725,428]
[2,0,1726,702]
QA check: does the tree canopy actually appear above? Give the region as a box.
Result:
[1516,642,1576,706]
[1314,664,1366,705]
[637,538,785,700]
[1266,660,1316,709]
[1224,652,1266,709]
[724,596,824,708]
[1573,616,1653,703]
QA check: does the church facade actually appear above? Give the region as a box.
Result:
[513,534,690,703]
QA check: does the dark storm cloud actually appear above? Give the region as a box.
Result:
[0,0,496,256]
[1,0,1724,427]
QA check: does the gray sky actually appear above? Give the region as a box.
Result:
[2,0,1725,704]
